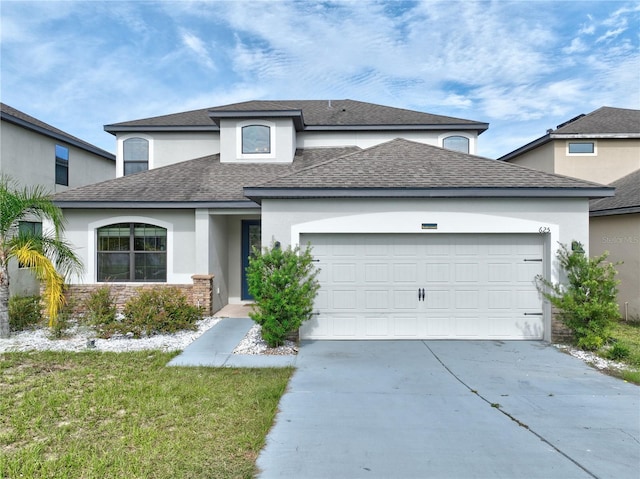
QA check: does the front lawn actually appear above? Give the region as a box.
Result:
[606,321,640,384]
[0,351,292,479]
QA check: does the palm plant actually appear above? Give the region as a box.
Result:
[0,176,83,337]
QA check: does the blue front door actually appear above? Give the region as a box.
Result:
[241,220,261,300]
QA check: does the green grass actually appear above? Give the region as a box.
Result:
[0,351,293,479]
[600,321,640,384]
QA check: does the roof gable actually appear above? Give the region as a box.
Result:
[1,103,115,160]
[245,138,612,200]
[554,107,640,135]
[104,99,488,133]
[590,169,640,216]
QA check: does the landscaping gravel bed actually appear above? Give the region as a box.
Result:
[0,317,297,355]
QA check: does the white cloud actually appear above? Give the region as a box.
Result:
[180,29,216,71]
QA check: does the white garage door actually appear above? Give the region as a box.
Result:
[300,233,544,340]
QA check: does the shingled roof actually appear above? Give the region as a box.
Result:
[104,99,488,132]
[1,103,115,160]
[499,106,640,162]
[53,147,359,208]
[555,107,640,135]
[590,169,640,216]
[244,139,613,201]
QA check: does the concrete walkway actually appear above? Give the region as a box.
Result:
[167,317,297,368]
[256,340,640,479]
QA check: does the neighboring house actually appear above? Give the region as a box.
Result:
[590,170,640,320]
[0,103,116,296]
[499,106,640,319]
[53,100,612,342]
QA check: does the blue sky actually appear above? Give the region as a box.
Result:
[1,0,639,159]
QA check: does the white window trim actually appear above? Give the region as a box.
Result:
[566,140,597,156]
[88,216,176,283]
[117,134,154,177]
[437,132,475,154]
[236,120,276,160]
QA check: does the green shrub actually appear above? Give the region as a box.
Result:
[606,341,630,361]
[83,286,117,326]
[119,287,202,338]
[537,242,620,350]
[8,295,42,331]
[246,241,320,347]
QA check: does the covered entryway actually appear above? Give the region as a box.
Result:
[300,233,544,340]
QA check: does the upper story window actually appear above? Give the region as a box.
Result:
[567,142,595,155]
[242,125,271,154]
[97,222,166,282]
[55,145,69,185]
[123,138,149,175]
[443,136,470,154]
[18,221,43,268]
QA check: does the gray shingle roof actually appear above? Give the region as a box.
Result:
[1,103,115,160]
[246,138,612,197]
[554,107,640,135]
[590,169,640,216]
[105,99,487,131]
[53,147,360,206]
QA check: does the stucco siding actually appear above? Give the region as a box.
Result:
[555,138,640,185]
[298,130,479,154]
[505,141,555,173]
[62,209,196,285]
[1,121,114,192]
[590,214,640,318]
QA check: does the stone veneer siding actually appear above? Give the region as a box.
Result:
[49,275,214,316]
[551,307,574,343]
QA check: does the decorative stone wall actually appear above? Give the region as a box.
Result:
[52,275,214,316]
[550,307,574,343]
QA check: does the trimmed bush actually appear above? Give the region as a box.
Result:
[8,295,42,331]
[120,287,202,338]
[83,286,117,326]
[246,242,320,347]
[537,242,620,350]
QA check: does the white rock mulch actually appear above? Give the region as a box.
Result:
[554,344,632,372]
[0,317,298,356]
[232,324,298,355]
[0,317,222,353]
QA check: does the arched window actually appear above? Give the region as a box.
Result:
[123,138,149,175]
[97,223,166,282]
[242,125,271,154]
[443,136,470,154]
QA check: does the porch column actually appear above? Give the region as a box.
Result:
[194,209,211,275]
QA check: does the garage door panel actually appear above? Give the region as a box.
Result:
[365,263,389,282]
[365,290,390,309]
[332,263,357,282]
[302,233,544,340]
[332,290,358,309]
[394,263,417,281]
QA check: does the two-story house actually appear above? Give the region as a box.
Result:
[53,99,612,341]
[1,103,116,296]
[499,107,640,319]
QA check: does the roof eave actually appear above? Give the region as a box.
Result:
[2,112,116,161]
[304,123,489,134]
[244,187,615,203]
[498,134,551,162]
[208,110,305,130]
[104,125,220,135]
[550,133,640,139]
[54,200,259,209]
[590,206,640,217]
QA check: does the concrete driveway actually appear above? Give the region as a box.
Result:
[256,340,639,479]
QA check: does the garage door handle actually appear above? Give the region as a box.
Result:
[418,288,425,301]
[524,312,543,316]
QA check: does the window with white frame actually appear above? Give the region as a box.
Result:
[242,125,271,154]
[123,138,149,175]
[443,136,469,153]
[17,221,43,268]
[97,223,166,282]
[567,142,596,155]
